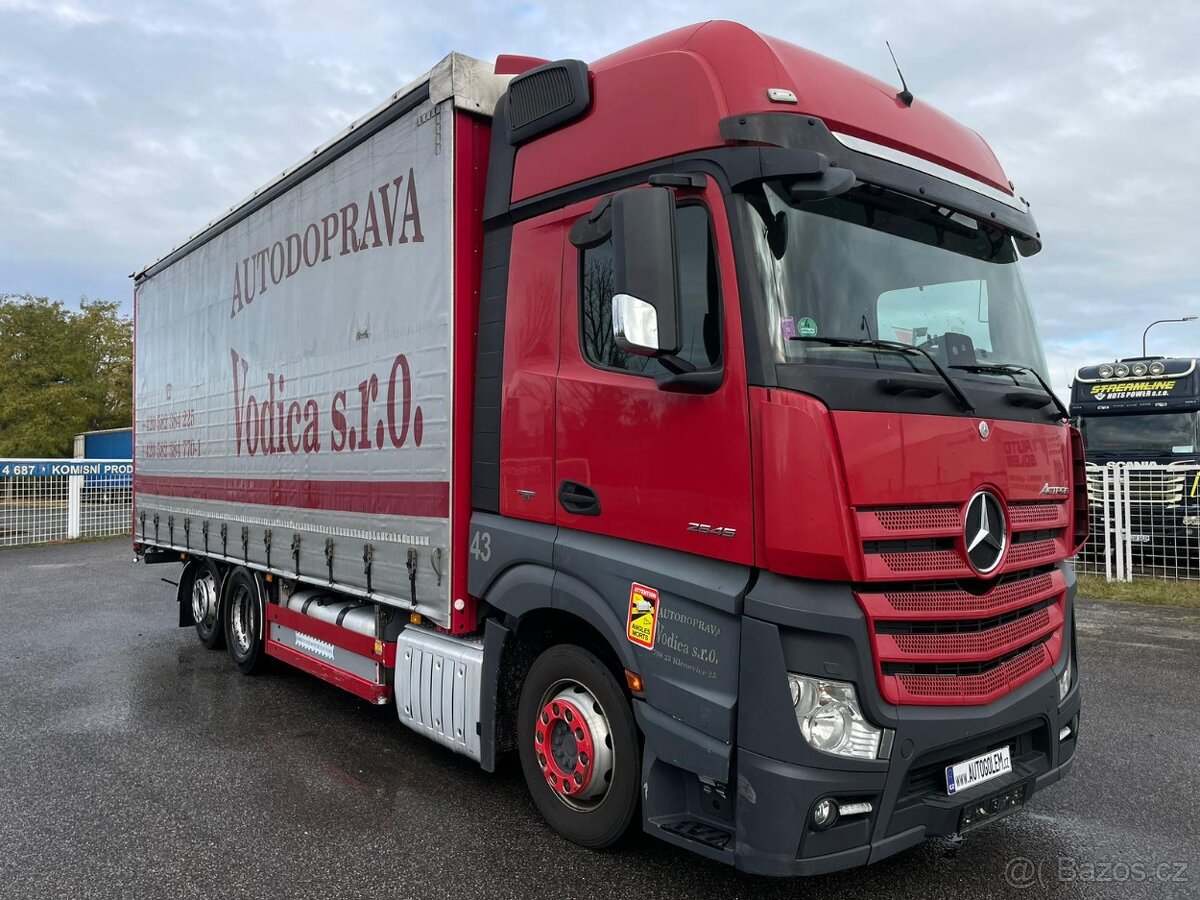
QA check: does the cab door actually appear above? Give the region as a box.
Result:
[554,180,753,564]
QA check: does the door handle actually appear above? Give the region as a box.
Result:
[559,481,601,516]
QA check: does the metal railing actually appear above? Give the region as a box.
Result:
[0,459,132,548]
[1073,462,1200,581]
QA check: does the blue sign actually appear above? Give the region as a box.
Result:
[0,460,133,478]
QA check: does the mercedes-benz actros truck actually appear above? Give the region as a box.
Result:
[133,21,1085,875]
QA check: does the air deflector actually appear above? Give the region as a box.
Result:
[505,59,591,145]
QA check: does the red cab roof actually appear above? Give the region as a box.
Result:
[511,20,1012,202]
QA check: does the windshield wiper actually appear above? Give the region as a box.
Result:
[790,336,975,413]
[949,363,1069,420]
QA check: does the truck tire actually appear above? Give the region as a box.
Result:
[191,560,224,649]
[517,644,639,849]
[223,567,265,675]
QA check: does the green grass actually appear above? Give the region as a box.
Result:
[1076,573,1200,608]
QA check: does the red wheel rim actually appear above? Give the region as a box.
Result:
[534,696,596,798]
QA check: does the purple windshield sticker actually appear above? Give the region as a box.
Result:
[780,316,797,340]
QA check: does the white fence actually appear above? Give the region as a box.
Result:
[5,455,1196,582]
[1073,462,1200,582]
[0,459,133,548]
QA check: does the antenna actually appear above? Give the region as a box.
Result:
[886,41,914,107]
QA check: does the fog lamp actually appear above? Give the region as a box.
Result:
[812,798,838,830]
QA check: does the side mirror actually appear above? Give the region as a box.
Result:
[610,187,681,357]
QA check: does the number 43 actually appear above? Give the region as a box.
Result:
[470,530,491,562]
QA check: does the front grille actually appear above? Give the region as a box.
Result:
[1086,464,1187,507]
[1006,539,1059,567]
[865,569,1058,618]
[876,598,1058,661]
[879,549,963,574]
[891,610,1050,656]
[876,598,1055,635]
[855,499,1069,705]
[872,506,960,532]
[893,636,1057,703]
[1008,503,1066,527]
[884,634,1052,676]
[859,504,1069,582]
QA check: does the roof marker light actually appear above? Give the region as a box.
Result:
[767,88,797,104]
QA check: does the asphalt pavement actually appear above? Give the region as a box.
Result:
[0,539,1196,899]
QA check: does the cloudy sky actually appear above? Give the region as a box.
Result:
[2,0,1198,400]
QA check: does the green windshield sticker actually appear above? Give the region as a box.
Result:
[797,316,818,338]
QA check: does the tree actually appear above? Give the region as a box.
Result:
[0,294,132,457]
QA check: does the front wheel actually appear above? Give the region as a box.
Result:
[517,644,640,849]
[223,567,265,675]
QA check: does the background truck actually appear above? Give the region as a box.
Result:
[1071,356,1200,569]
[133,21,1085,875]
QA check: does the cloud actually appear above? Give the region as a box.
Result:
[0,0,1197,402]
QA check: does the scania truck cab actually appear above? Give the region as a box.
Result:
[134,21,1085,876]
[1072,357,1200,565]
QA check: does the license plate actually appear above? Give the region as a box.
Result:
[945,745,1012,795]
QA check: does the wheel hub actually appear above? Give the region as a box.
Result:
[191,573,217,627]
[230,586,255,653]
[533,685,614,807]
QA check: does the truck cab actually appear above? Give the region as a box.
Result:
[470,21,1084,874]
[1071,357,1200,568]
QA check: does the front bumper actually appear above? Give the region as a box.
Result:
[731,673,1080,875]
[637,564,1081,876]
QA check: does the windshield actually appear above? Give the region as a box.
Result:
[1076,413,1199,458]
[742,182,1049,381]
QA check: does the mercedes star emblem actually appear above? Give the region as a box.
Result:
[964,490,1006,574]
[978,421,990,439]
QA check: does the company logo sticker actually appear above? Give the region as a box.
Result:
[626,583,660,649]
[1090,380,1177,400]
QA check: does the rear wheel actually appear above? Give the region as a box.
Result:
[191,560,223,649]
[223,567,265,675]
[517,644,639,849]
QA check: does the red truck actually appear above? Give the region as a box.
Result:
[133,21,1085,875]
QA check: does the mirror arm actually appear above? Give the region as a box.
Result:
[656,353,697,376]
[656,367,722,395]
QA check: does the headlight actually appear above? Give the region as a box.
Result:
[1058,648,1073,702]
[1132,362,1149,377]
[1114,363,1130,378]
[1098,364,1114,379]
[787,674,882,759]
[1150,361,1166,376]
